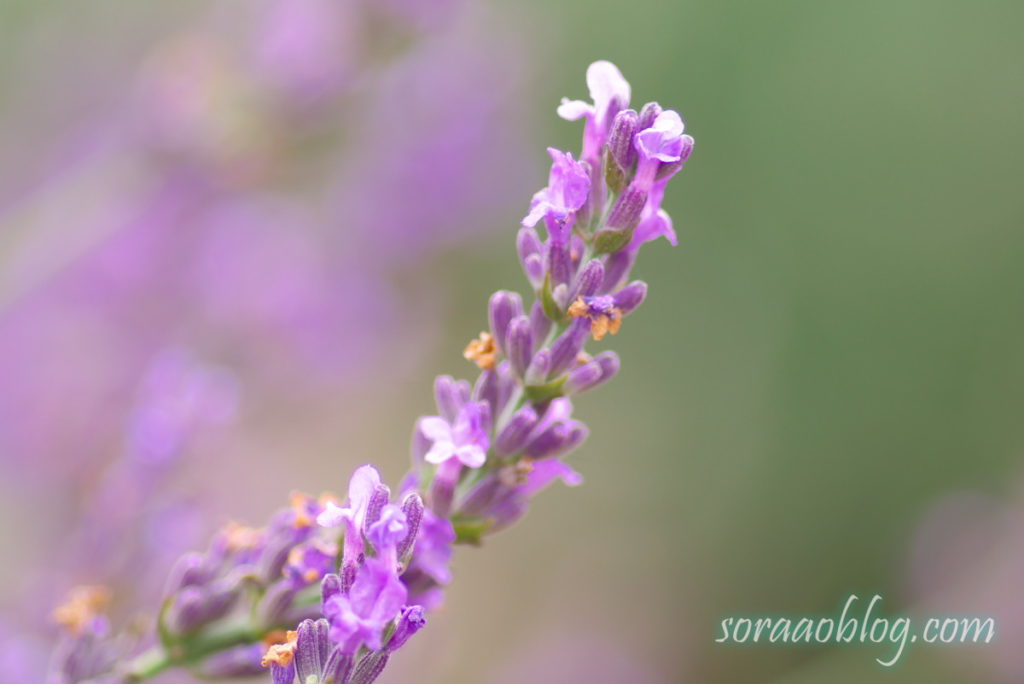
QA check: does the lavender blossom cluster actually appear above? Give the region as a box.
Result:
[47,60,694,684]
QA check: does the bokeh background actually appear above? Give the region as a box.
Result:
[2,0,1023,682]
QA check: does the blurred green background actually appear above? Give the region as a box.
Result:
[416,1,1024,682]
[3,0,1023,682]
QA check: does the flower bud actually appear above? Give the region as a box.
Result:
[638,101,663,131]
[495,406,540,455]
[433,375,469,423]
[525,420,589,460]
[607,108,639,171]
[362,484,392,536]
[547,237,574,287]
[488,291,524,352]
[517,227,546,289]
[388,605,427,652]
[321,573,342,603]
[605,186,648,232]
[524,349,552,386]
[563,360,604,395]
[506,316,534,378]
[397,493,424,562]
[570,259,605,302]
[350,651,390,684]
[547,319,590,378]
[613,280,648,315]
[529,300,552,345]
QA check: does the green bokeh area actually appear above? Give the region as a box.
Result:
[447,1,1023,682]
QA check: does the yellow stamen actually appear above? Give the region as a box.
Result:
[567,298,589,318]
[52,585,110,635]
[569,297,622,341]
[290,492,313,529]
[223,521,262,551]
[261,630,298,667]
[463,331,497,370]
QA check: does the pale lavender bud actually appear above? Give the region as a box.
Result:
[506,316,534,378]
[434,375,470,423]
[638,101,663,131]
[608,108,639,170]
[388,605,427,652]
[495,406,540,455]
[605,186,648,231]
[518,227,546,289]
[473,367,500,418]
[458,474,502,516]
[563,360,604,395]
[271,662,296,684]
[258,580,301,626]
[613,281,648,315]
[523,253,546,289]
[530,301,552,345]
[397,493,424,561]
[524,349,551,386]
[517,227,542,262]
[570,259,605,302]
[294,618,353,684]
[429,459,460,517]
[485,361,518,418]
[551,282,570,310]
[548,237,574,287]
[565,351,620,394]
[196,644,264,677]
[340,560,358,595]
[410,419,433,464]
[321,573,342,603]
[362,484,391,536]
[602,249,637,292]
[547,319,590,378]
[595,351,621,383]
[165,552,210,593]
[489,291,524,351]
[525,421,589,459]
[324,651,355,684]
[166,576,240,634]
[351,651,390,684]
[259,531,301,583]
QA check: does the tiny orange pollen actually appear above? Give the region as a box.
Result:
[567,298,589,318]
[261,630,298,667]
[223,521,262,551]
[463,331,497,370]
[569,297,622,341]
[52,585,111,635]
[289,491,313,529]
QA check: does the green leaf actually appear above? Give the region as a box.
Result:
[524,376,567,403]
[452,517,494,546]
[594,226,633,254]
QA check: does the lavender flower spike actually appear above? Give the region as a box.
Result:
[51,61,694,684]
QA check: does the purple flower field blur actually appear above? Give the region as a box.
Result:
[0,1,533,679]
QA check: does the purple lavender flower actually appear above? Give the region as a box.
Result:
[557,60,632,163]
[522,148,592,231]
[322,558,408,654]
[420,401,491,468]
